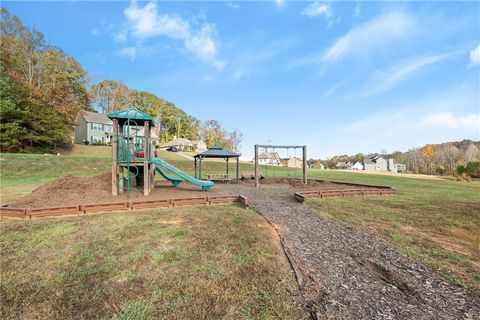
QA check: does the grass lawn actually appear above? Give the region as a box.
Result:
[0,205,304,319]
[304,169,480,292]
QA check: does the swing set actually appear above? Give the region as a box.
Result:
[254,144,307,188]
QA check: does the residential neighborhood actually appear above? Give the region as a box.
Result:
[333,155,406,173]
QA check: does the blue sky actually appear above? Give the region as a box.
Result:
[5,0,480,159]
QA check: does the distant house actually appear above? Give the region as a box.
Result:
[363,155,406,173]
[74,111,113,144]
[363,155,388,171]
[351,162,364,171]
[396,163,407,173]
[159,137,193,151]
[284,157,303,168]
[346,161,354,170]
[192,140,207,152]
[335,161,348,169]
[258,152,281,166]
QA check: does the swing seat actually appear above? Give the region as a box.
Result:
[241,171,264,180]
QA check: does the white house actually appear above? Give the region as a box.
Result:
[192,140,207,152]
[258,152,281,166]
[351,162,364,171]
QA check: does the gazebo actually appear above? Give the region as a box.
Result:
[194,146,241,182]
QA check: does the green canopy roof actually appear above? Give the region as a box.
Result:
[107,109,156,126]
[194,146,240,158]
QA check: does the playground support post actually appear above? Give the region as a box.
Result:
[302,145,307,184]
[112,119,118,195]
[143,121,149,196]
[254,144,259,188]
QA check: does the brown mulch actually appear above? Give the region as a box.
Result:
[220,183,480,320]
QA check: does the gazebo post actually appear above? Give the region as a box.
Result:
[236,156,239,183]
[194,157,197,179]
[199,157,202,179]
[226,157,229,175]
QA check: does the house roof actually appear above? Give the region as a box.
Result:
[336,161,347,167]
[194,146,240,158]
[107,109,156,126]
[82,111,112,124]
[160,138,193,148]
[258,152,280,160]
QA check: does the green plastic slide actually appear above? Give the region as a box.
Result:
[151,158,214,191]
[155,165,182,187]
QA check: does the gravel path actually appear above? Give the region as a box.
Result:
[224,184,480,320]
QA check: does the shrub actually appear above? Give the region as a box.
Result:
[466,160,480,178]
[456,164,466,175]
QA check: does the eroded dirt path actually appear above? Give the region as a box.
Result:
[225,184,480,320]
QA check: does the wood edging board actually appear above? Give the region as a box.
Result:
[0,195,249,220]
[294,186,396,203]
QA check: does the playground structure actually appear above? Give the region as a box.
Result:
[254,144,307,188]
[108,109,214,198]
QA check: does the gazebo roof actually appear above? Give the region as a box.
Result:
[194,146,240,158]
[107,109,156,126]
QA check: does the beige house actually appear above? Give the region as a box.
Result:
[159,137,207,152]
[284,157,303,168]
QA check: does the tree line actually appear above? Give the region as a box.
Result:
[0,8,242,153]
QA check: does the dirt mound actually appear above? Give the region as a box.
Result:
[9,174,112,208]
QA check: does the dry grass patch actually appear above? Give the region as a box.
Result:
[0,205,304,319]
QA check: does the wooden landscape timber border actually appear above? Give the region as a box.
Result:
[294,180,396,203]
[0,195,250,220]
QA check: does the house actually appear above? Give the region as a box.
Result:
[192,140,207,152]
[159,137,193,151]
[258,152,281,166]
[396,163,407,173]
[285,157,303,168]
[363,155,406,173]
[351,162,364,171]
[363,155,388,171]
[74,111,113,144]
[346,161,354,170]
[335,161,348,169]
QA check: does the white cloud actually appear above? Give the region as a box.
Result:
[423,112,480,130]
[354,3,361,18]
[114,29,128,42]
[116,47,136,61]
[274,0,286,9]
[469,44,480,66]
[321,11,414,63]
[228,3,240,10]
[122,1,222,67]
[362,51,455,96]
[301,2,334,27]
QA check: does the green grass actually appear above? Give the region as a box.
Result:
[0,205,304,319]
[304,170,480,292]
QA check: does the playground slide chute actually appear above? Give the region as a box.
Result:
[151,158,214,191]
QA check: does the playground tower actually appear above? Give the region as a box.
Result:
[108,109,156,198]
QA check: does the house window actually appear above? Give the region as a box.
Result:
[91,123,103,131]
[104,125,113,132]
